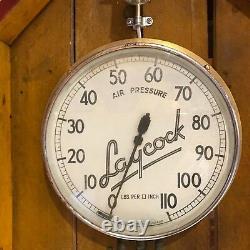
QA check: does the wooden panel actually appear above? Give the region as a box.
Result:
[0,42,12,250]
[144,0,208,60]
[75,0,134,59]
[0,0,19,21]
[215,1,250,250]
[11,1,75,249]
[0,0,50,44]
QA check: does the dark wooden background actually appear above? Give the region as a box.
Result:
[2,0,249,249]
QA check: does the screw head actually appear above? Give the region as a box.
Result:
[147,17,153,25]
[127,18,133,25]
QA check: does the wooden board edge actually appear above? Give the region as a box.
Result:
[0,0,50,45]
[0,41,12,250]
[214,1,250,249]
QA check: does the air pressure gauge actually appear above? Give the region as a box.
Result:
[42,1,241,241]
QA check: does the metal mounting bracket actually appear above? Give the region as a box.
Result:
[125,0,153,38]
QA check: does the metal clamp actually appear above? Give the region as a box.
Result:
[127,16,153,29]
[125,0,153,38]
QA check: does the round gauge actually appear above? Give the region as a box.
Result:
[42,39,241,240]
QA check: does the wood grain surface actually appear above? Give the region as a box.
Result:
[0,42,12,250]
[0,0,50,44]
[215,1,250,250]
[11,1,75,249]
[5,0,250,249]
[144,0,208,60]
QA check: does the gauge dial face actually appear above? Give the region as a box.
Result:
[43,39,241,240]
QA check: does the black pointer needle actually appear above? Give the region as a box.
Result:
[108,113,151,217]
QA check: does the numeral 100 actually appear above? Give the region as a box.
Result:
[177,173,201,188]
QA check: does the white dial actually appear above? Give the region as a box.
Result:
[43,39,241,240]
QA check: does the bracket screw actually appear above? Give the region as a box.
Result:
[147,17,153,25]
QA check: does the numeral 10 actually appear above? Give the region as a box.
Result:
[84,175,97,189]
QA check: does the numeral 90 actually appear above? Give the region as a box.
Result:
[196,145,214,160]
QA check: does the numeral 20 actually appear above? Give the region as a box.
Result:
[68,149,85,163]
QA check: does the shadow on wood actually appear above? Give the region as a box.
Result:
[227,0,250,18]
